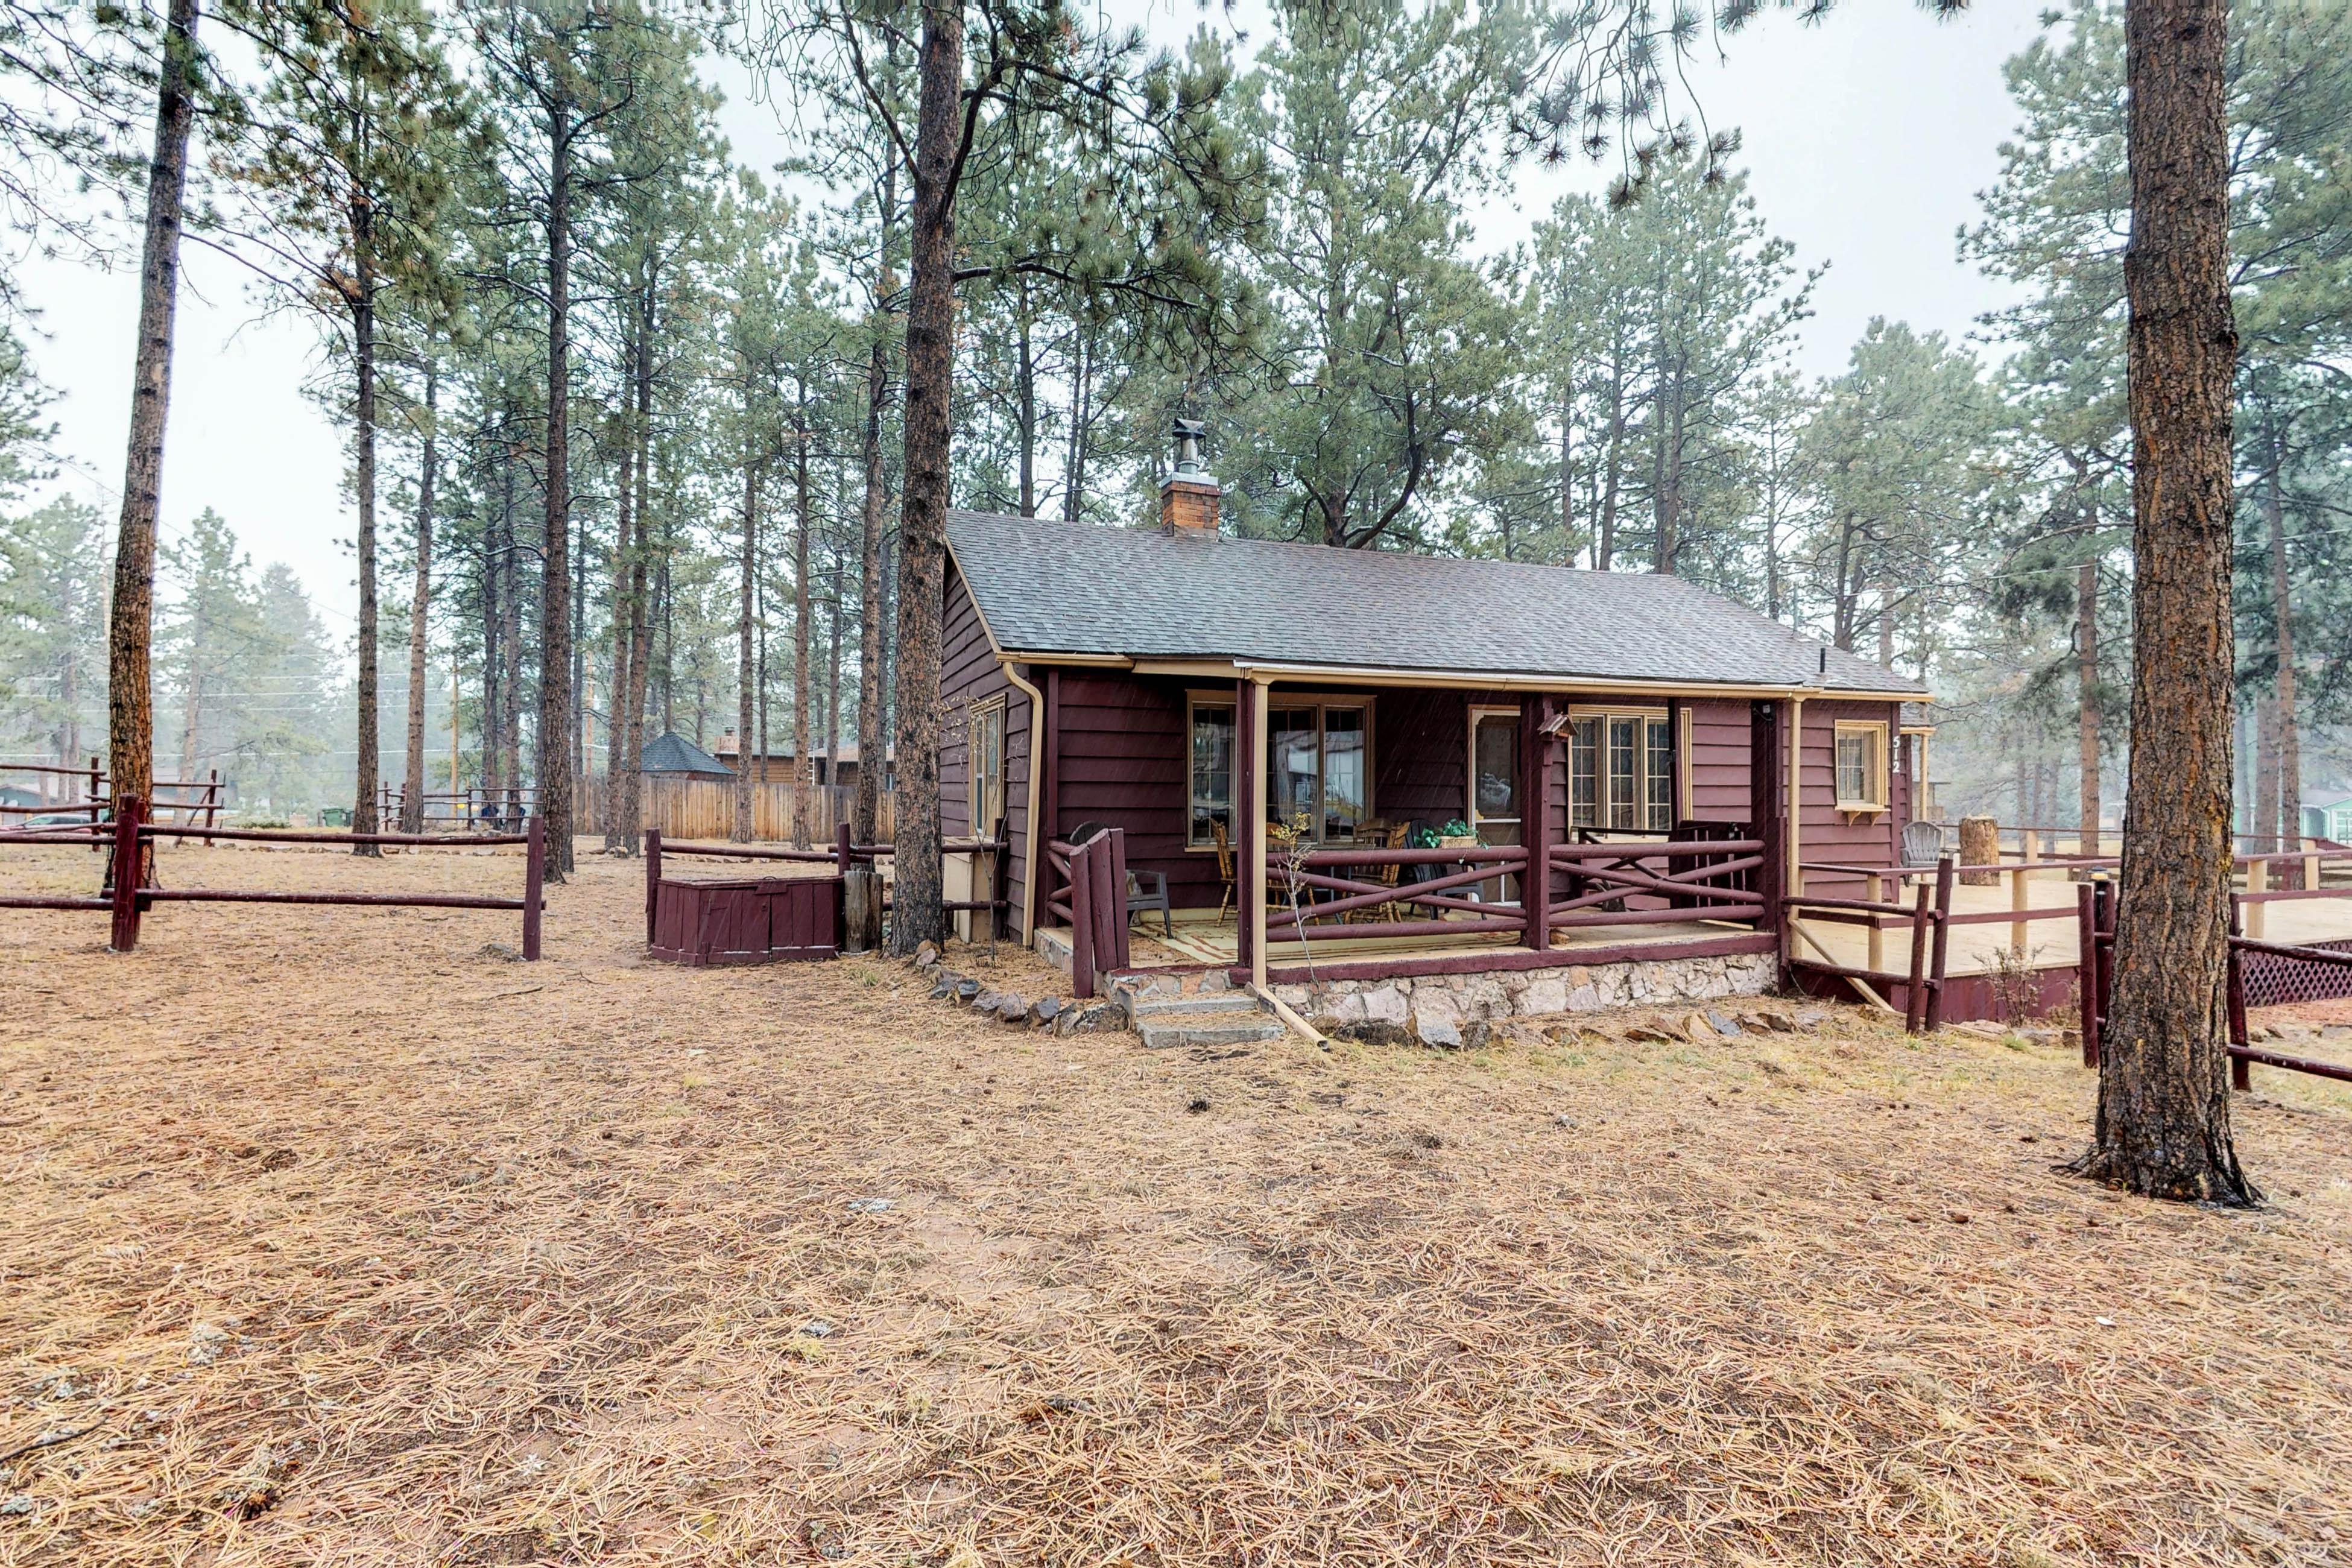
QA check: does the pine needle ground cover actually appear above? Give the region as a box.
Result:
[2,843,2347,1567]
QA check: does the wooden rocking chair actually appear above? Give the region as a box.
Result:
[1210,818,1236,922]
[1345,821,1412,922]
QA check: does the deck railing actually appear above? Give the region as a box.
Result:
[1265,844,1528,941]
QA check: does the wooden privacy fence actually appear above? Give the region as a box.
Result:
[1045,830,1130,998]
[577,777,894,845]
[2080,882,2352,1091]
[0,795,545,958]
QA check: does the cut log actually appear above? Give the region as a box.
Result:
[842,867,883,955]
[1958,814,2001,887]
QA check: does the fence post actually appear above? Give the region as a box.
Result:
[2227,893,2250,1092]
[522,813,545,961]
[645,828,662,946]
[1104,827,1131,973]
[835,820,853,876]
[1925,855,1955,1033]
[1866,871,1886,975]
[109,795,145,953]
[1068,838,1096,999]
[2245,855,2266,939]
[988,814,1009,942]
[205,768,220,845]
[2076,882,2099,1067]
[1903,879,1932,1035]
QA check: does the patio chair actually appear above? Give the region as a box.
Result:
[1345,821,1412,923]
[1127,868,1174,938]
[1899,820,1944,868]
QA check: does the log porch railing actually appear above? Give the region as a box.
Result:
[1261,838,1770,943]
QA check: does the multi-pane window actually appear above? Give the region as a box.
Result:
[968,700,1005,832]
[1188,700,1234,847]
[1569,710,1674,832]
[1834,721,1888,810]
[1187,696,1372,846]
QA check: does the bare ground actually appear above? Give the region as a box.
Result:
[1,839,2348,1567]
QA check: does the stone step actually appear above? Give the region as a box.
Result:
[1127,992,1256,1019]
[1135,1010,1287,1050]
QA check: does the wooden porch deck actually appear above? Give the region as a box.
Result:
[1792,870,2352,979]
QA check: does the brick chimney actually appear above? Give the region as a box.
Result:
[1160,417,1220,538]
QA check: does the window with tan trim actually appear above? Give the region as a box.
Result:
[1834,719,1889,812]
[968,697,1005,832]
[1567,706,1673,832]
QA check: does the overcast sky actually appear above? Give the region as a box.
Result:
[14,0,2049,629]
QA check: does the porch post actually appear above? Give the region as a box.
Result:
[1241,675,1269,988]
[1520,697,1554,953]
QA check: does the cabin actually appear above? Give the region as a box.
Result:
[935,431,1930,1023]
[639,732,736,781]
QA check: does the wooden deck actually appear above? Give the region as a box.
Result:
[1793,870,2352,979]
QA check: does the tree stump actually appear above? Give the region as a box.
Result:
[842,866,883,955]
[1958,814,2001,887]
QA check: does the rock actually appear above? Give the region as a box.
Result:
[479,941,522,962]
[1360,984,1409,1025]
[1704,1009,1743,1037]
[994,993,1029,1024]
[972,988,1002,1015]
[1186,1098,1210,1114]
[1029,996,1063,1028]
[1414,1011,1463,1050]
[1625,1022,1681,1045]
[1327,1020,1414,1048]
[929,980,954,1002]
[1460,1019,1493,1052]
[799,1319,835,1338]
[0,1496,31,1518]
[1519,974,1569,1015]
[914,942,940,969]
[1792,1007,1833,1029]
[1682,1011,1716,1042]
[954,978,981,1004]
[1053,1000,1124,1036]
[1199,969,1233,993]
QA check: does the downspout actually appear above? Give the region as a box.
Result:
[1787,695,1806,896]
[998,655,1045,944]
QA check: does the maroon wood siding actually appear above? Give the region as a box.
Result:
[1685,698,1751,822]
[938,563,1030,934]
[1049,672,1208,907]
[1797,698,1909,895]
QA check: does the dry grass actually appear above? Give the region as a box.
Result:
[2,840,2349,1567]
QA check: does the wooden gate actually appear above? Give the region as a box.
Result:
[648,875,842,966]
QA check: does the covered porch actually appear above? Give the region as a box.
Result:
[1026,666,1815,994]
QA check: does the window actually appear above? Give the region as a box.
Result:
[1835,721,1889,811]
[1568,709,1674,831]
[1188,698,1234,847]
[1186,694,1374,846]
[968,700,1005,831]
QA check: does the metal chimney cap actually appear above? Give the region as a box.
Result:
[1171,417,1207,475]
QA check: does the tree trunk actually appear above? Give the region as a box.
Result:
[537,100,576,879]
[402,357,437,834]
[482,469,504,812]
[1596,332,1623,572]
[791,384,814,849]
[855,336,889,847]
[499,476,522,818]
[2072,0,2254,1206]
[892,0,960,952]
[602,356,636,851]
[735,455,757,843]
[619,298,657,856]
[2254,693,2279,856]
[2077,558,2100,858]
[352,242,383,856]
[106,0,201,818]
[2267,440,2300,879]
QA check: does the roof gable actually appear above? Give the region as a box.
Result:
[946,509,1926,697]
[640,732,735,776]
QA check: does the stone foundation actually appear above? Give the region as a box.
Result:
[1268,952,1776,1048]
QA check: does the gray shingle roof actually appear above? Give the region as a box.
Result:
[639,732,734,777]
[946,510,1926,697]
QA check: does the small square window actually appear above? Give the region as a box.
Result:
[1834,722,1888,811]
